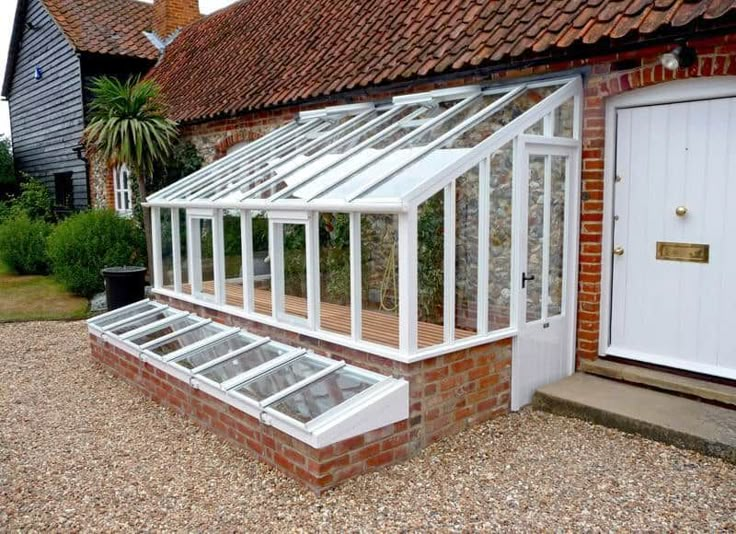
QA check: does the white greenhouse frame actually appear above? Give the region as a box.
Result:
[88,300,409,448]
[146,76,583,364]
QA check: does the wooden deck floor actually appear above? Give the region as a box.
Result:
[179,281,475,349]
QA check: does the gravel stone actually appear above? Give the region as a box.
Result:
[1,321,735,531]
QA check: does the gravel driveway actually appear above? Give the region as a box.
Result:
[1,321,735,532]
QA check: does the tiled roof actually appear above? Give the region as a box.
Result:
[43,0,157,59]
[149,0,736,123]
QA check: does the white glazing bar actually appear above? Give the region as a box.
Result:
[119,311,189,340]
[213,109,378,201]
[241,210,254,313]
[302,92,485,202]
[103,304,167,332]
[140,318,211,350]
[561,155,572,317]
[259,360,345,408]
[349,212,361,341]
[152,121,301,200]
[443,183,456,343]
[171,208,182,292]
[266,106,427,203]
[242,106,405,201]
[573,91,583,140]
[544,112,554,137]
[187,119,330,201]
[541,155,552,322]
[189,337,271,375]
[510,139,525,329]
[147,197,407,214]
[151,207,163,288]
[348,85,526,202]
[220,348,306,390]
[476,157,490,335]
[164,328,240,362]
[306,213,320,330]
[213,210,226,304]
[398,209,418,355]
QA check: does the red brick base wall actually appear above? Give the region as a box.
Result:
[89,333,410,494]
[154,293,512,451]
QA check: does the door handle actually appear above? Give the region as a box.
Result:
[521,272,535,289]
[613,246,624,256]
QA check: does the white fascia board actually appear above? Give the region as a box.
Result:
[298,102,375,120]
[393,85,481,105]
[143,198,408,214]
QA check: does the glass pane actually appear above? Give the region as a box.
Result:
[174,334,257,370]
[252,214,272,315]
[281,224,308,319]
[455,167,479,337]
[93,303,157,328]
[489,142,514,331]
[109,310,173,335]
[319,213,351,336]
[160,208,174,288]
[548,156,567,317]
[129,317,200,346]
[179,209,188,286]
[361,214,399,348]
[223,210,243,308]
[150,323,222,357]
[270,368,378,423]
[234,356,329,402]
[417,190,444,349]
[526,155,546,322]
[524,118,544,135]
[199,343,289,384]
[198,218,215,298]
[554,98,574,138]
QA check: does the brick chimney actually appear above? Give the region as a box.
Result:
[153,0,201,38]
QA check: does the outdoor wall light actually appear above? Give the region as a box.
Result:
[660,45,697,71]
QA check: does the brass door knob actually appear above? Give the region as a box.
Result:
[613,246,624,256]
[675,206,688,217]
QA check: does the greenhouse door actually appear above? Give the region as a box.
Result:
[512,141,579,410]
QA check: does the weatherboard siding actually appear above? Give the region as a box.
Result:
[8,0,87,208]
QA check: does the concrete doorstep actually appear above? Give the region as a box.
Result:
[533,373,736,464]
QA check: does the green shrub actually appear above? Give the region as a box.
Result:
[0,214,52,274]
[47,210,145,297]
[8,179,55,222]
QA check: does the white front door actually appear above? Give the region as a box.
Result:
[512,140,580,410]
[609,97,736,380]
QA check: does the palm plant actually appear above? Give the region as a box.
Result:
[83,75,178,275]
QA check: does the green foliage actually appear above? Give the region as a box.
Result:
[9,179,54,222]
[319,213,351,305]
[0,214,52,274]
[47,210,145,297]
[417,192,445,323]
[150,139,204,194]
[84,76,178,179]
[0,135,15,187]
[252,214,269,252]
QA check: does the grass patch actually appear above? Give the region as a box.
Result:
[0,261,89,322]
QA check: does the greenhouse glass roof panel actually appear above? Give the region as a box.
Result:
[233,356,330,402]
[127,316,200,345]
[147,77,575,211]
[198,342,290,384]
[149,323,223,357]
[171,333,260,370]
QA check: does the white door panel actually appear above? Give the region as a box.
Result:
[609,97,736,379]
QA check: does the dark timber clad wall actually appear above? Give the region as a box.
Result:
[8,0,87,208]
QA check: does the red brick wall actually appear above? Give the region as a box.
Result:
[154,0,200,37]
[154,294,512,450]
[90,333,410,494]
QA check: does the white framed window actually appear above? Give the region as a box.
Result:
[113,164,133,215]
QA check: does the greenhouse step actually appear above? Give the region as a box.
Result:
[533,373,736,464]
[579,358,736,408]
